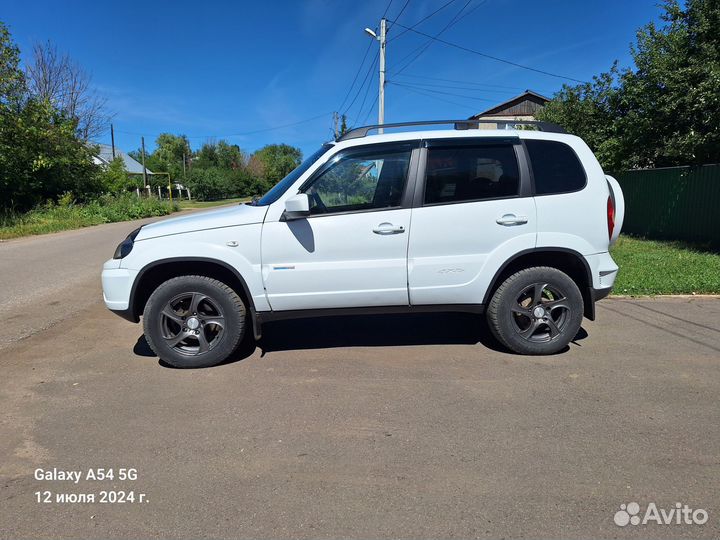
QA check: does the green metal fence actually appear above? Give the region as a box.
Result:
[612,164,720,246]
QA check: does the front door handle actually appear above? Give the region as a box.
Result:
[373,222,405,235]
[496,214,528,226]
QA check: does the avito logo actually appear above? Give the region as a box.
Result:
[614,502,708,527]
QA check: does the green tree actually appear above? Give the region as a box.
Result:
[216,140,246,170]
[1,98,100,209]
[250,144,302,184]
[100,156,131,193]
[537,66,624,169]
[193,141,220,168]
[537,0,720,170]
[617,0,720,167]
[339,114,350,137]
[153,133,191,180]
[1,22,99,210]
[0,22,25,110]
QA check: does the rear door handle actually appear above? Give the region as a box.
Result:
[373,222,405,235]
[496,214,528,226]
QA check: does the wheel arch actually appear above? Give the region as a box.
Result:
[129,257,258,331]
[482,248,596,320]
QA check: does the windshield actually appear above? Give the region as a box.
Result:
[254,144,334,206]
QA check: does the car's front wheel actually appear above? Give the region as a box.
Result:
[487,266,583,355]
[143,275,247,368]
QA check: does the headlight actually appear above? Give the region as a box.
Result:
[113,227,142,259]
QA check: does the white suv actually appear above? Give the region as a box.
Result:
[102,120,624,368]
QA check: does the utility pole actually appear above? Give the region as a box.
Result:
[365,18,387,133]
[141,136,148,189]
[378,18,386,133]
[110,124,116,159]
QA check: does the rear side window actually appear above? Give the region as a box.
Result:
[424,144,519,205]
[525,140,586,195]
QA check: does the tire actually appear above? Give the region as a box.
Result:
[487,266,583,355]
[143,275,247,368]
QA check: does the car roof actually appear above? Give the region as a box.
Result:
[331,128,580,151]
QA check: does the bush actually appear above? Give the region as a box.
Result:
[184,168,231,201]
[184,167,270,201]
[99,156,133,193]
[0,97,103,212]
[84,193,178,222]
[0,193,179,240]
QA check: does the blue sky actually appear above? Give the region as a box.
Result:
[3,0,663,157]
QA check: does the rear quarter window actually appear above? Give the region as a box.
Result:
[525,140,586,195]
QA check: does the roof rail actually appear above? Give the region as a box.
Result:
[336,119,567,141]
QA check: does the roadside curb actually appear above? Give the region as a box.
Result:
[610,294,720,299]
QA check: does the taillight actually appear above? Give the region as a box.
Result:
[607,195,616,240]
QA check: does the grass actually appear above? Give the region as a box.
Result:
[0,194,179,241]
[178,197,249,209]
[611,235,720,295]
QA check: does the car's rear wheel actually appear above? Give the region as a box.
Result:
[143,275,246,368]
[487,266,583,355]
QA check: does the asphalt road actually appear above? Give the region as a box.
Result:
[0,216,178,349]
[1,216,719,539]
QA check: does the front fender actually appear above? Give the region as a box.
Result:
[120,224,269,312]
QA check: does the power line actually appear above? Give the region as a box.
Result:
[390,79,526,95]
[387,0,458,42]
[361,99,378,125]
[382,0,400,19]
[233,113,334,136]
[389,81,479,111]
[390,81,496,102]
[449,0,487,23]
[354,64,377,125]
[337,40,374,112]
[342,52,379,117]
[392,0,473,75]
[386,19,587,83]
[390,0,411,28]
[113,112,333,140]
[392,0,484,75]
[393,72,542,91]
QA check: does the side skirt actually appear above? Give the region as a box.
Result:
[254,304,485,338]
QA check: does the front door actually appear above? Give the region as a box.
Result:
[261,143,416,311]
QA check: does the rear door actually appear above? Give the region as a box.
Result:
[407,137,537,305]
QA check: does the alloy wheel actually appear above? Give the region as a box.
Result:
[510,282,571,343]
[159,292,226,356]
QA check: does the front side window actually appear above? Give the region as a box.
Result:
[525,140,586,195]
[256,144,333,206]
[303,148,411,215]
[424,144,520,205]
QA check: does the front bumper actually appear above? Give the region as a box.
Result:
[101,259,139,322]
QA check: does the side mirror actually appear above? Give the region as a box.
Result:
[283,193,310,220]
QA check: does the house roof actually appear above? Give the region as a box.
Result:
[94,144,153,175]
[469,90,551,119]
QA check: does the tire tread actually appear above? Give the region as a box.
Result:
[143,275,246,368]
[487,266,583,355]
